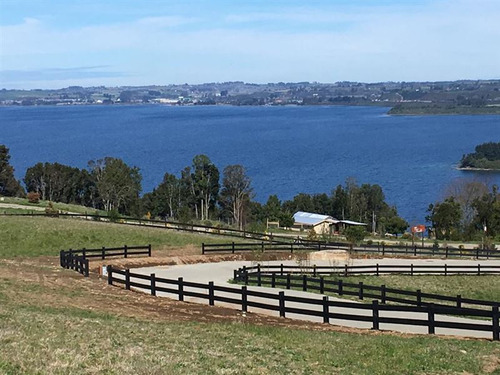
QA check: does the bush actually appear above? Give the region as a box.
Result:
[44,202,59,217]
[27,192,40,204]
[433,240,440,251]
[307,228,318,241]
[344,226,366,246]
[107,209,120,223]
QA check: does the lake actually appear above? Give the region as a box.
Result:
[1,104,499,223]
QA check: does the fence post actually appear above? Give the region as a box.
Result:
[478,264,481,276]
[82,248,86,260]
[151,273,156,296]
[124,244,128,258]
[178,277,184,301]
[313,265,317,277]
[209,281,215,306]
[202,243,205,255]
[102,246,105,260]
[148,244,152,257]
[232,242,235,254]
[107,266,113,285]
[261,241,265,252]
[381,284,386,304]
[279,291,285,318]
[84,259,89,277]
[271,273,276,288]
[456,294,461,308]
[382,243,385,256]
[410,264,413,276]
[323,296,329,324]
[372,300,380,330]
[428,304,435,334]
[413,245,417,256]
[445,246,449,258]
[302,275,307,291]
[493,306,499,341]
[359,282,364,300]
[338,279,343,296]
[242,286,247,313]
[286,274,291,290]
[320,276,324,294]
[344,264,348,277]
[280,263,284,276]
[417,289,422,307]
[67,249,72,269]
[125,269,130,290]
[257,268,262,287]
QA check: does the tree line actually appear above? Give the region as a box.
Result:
[426,178,500,243]
[1,144,409,234]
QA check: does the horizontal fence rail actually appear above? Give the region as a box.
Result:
[202,241,325,254]
[107,265,500,340]
[202,241,500,259]
[233,264,500,311]
[59,244,151,277]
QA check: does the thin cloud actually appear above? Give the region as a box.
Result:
[0,66,128,83]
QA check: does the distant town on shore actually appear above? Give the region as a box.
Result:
[2,79,500,115]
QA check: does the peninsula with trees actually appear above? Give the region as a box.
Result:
[2,79,500,115]
[459,142,500,171]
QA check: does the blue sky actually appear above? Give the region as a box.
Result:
[1,0,499,88]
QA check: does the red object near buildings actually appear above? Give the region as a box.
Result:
[411,225,426,233]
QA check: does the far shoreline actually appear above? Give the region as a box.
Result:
[456,166,500,172]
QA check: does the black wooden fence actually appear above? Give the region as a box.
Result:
[234,264,500,311]
[60,245,151,277]
[202,241,324,254]
[202,241,500,259]
[106,265,500,340]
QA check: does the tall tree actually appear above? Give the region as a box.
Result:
[143,173,182,219]
[443,178,489,229]
[0,145,24,197]
[426,197,462,240]
[220,165,253,229]
[89,157,142,214]
[191,155,219,221]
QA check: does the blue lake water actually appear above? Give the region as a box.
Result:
[1,105,499,223]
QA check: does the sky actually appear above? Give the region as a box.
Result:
[0,0,499,89]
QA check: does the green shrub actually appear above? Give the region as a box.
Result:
[107,209,120,223]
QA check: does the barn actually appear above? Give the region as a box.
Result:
[292,211,366,234]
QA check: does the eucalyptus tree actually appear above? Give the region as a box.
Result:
[191,155,219,221]
[220,164,253,229]
[88,157,142,214]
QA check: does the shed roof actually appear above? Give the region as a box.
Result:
[340,219,367,226]
[293,211,339,226]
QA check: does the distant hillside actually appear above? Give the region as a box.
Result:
[2,79,500,115]
[459,142,500,170]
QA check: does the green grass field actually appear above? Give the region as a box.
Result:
[0,196,108,214]
[0,267,499,375]
[1,215,499,374]
[0,216,232,257]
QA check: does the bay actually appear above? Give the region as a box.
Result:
[1,104,499,223]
